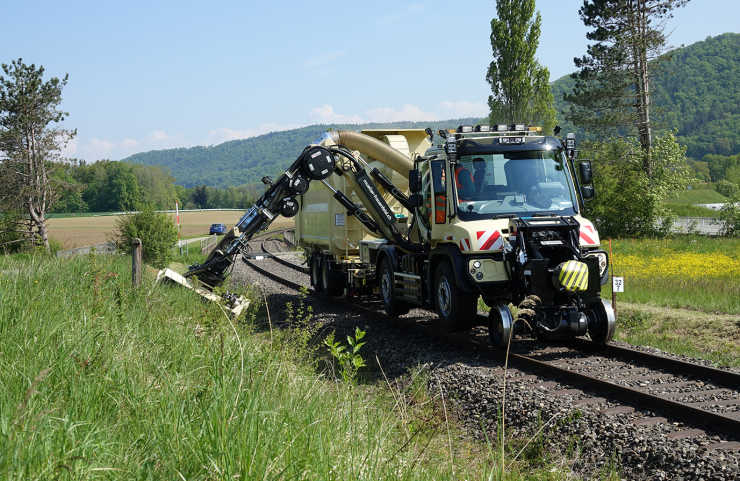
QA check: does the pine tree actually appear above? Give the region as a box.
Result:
[486,0,556,131]
[564,0,690,166]
[0,59,76,252]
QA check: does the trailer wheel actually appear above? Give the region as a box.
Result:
[434,261,477,332]
[379,257,411,317]
[321,259,343,297]
[587,299,616,345]
[311,254,323,293]
[489,304,513,350]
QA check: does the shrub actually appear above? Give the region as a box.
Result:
[715,179,739,198]
[719,192,740,237]
[109,204,178,268]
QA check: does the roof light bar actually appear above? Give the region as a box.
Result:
[457,125,474,133]
[511,124,526,131]
[475,125,490,132]
[494,124,509,132]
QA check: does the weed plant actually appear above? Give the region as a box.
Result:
[0,253,494,479]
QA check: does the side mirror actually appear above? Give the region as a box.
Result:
[581,185,595,199]
[408,193,424,209]
[579,161,593,184]
[408,169,421,194]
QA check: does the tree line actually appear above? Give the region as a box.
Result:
[53,159,262,214]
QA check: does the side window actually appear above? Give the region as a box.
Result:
[431,160,447,224]
[419,161,430,227]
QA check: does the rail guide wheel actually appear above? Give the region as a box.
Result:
[489,304,514,350]
[587,299,616,345]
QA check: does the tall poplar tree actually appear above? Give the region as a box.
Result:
[486,0,556,131]
[0,59,76,252]
[564,0,690,165]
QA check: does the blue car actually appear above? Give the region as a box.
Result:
[209,223,227,235]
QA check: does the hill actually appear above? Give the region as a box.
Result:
[551,32,740,160]
[122,119,481,188]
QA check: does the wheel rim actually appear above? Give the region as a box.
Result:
[437,276,452,317]
[381,267,392,303]
[489,305,513,349]
[588,299,616,345]
[322,262,330,290]
[311,255,320,286]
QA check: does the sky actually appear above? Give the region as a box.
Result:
[2,0,738,162]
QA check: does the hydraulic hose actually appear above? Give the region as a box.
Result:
[329,130,414,178]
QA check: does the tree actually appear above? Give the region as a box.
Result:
[565,0,689,164]
[486,0,556,131]
[583,131,689,237]
[0,59,76,252]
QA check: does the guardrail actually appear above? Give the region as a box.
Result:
[672,217,723,235]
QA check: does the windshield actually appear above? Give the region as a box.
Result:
[454,150,578,220]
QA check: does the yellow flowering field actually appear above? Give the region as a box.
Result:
[607,237,740,314]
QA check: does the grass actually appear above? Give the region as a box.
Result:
[1,252,517,479]
[666,185,727,217]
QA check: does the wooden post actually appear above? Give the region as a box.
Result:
[609,238,616,318]
[132,238,142,287]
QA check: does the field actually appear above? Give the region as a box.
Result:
[602,236,740,366]
[46,211,295,248]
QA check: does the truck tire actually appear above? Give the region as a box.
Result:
[379,257,411,317]
[321,259,343,297]
[311,254,323,293]
[434,261,477,332]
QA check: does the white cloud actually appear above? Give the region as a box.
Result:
[379,5,423,25]
[438,100,489,118]
[147,130,170,142]
[302,50,350,68]
[61,137,78,156]
[309,105,364,124]
[86,138,117,158]
[364,103,440,122]
[121,138,138,149]
[206,122,304,144]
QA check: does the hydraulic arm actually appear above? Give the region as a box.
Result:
[184,132,421,288]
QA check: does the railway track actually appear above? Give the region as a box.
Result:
[245,231,740,445]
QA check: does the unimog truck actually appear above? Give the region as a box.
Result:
[185,125,615,348]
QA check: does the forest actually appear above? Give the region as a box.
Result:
[552,32,740,161]
[122,119,483,189]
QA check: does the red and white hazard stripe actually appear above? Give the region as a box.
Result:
[459,238,471,252]
[579,223,599,246]
[477,230,503,251]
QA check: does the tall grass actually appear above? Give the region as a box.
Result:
[0,253,490,479]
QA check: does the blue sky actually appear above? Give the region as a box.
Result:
[2,0,737,162]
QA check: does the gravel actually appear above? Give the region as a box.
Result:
[229,237,740,480]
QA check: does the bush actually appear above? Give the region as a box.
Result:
[715,179,739,198]
[109,204,178,268]
[583,132,689,238]
[719,192,740,237]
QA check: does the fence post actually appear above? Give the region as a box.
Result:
[132,238,142,287]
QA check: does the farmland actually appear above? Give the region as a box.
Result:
[45,210,295,248]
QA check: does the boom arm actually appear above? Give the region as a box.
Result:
[184,133,421,288]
